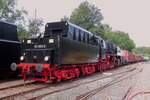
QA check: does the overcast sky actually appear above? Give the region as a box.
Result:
[17,0,150,47]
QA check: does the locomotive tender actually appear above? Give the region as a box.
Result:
[0,21,21,72]
[18,21,143,83]
[21,21,99,65]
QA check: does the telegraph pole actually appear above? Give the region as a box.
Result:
[35,9,37,21]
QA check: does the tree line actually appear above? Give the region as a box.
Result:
[0,0,43,39]
[68,1,135,51]
[133,47,150,58]
[0,0,137,51]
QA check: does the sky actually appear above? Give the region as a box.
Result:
[17,0,150,47]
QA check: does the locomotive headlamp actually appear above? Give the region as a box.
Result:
[49,39,54,43]
[27,40,31,44]
[20,56,24,61]
[44,56,49,61]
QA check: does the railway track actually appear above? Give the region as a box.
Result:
[14,66,138,99]
[0,63,139,100]
[75,67,143,100]
[0,80,35,91]
[0,82,49,100]
[28,68,137,100]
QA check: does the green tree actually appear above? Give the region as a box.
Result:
[0,0,27,23]
[133,47,150,58]
[104,31,135,51]
[89,24,112,37]
[0,0,28,39]
[70,1,103,30]
[69,1,136,51]
[89,26,105,37]
[28,18,44,36]
[17,25,29,39]
[100,24,112,32]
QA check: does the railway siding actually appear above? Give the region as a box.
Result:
[125,62,150,100]
[0,80,34,90]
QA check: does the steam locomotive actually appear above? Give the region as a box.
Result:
[17,21,144,83]
[0,21,21,76]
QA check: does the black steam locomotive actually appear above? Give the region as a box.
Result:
[0,21,21,74]
[18,21,119,82]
